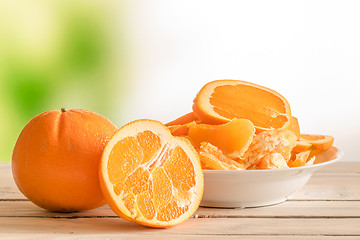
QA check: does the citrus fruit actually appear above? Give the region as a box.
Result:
[166,112,200,136]
[290,116,300,139]
[166,112,199,126]
[289,151,312,168]
[188,118,255,157]
[199,142,246,170]
[257,153,289,169]
[299,134,334,150]
[12,108,118,212]
[167,122,196,136]
[99,119,204,228]
[192,80,292,132]
[292,140,312,154]
[243,129,297,168]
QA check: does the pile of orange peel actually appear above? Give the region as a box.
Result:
[166,80,334,170]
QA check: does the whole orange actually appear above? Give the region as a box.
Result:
[12,108,118,212]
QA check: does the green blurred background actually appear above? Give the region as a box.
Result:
[0,0,128,162]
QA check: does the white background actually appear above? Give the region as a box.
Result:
[121,0,360,161]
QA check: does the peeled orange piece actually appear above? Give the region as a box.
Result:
[199,142,246,170]
[193,80,292,132]
[99,120,204,228]
[299,134,334,151]
[188,118,255,157]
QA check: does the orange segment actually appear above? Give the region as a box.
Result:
[257,153,289,169]
[188,118,255,157]
[289,150,311,167]
[243,129,297,168]
[100,119,203,228]
[199,143,246,170]
[193,80,291,132]
[299,134,334,151]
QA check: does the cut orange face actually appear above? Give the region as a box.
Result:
[192,80,292,132]
[99,120,204,228]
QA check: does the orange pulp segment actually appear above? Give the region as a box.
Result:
[199,142,246,170]
[188,118,255,157]
[100,120,204,228]
[243,129,297,168]
[290,151,310,167]
[192,80,292,132]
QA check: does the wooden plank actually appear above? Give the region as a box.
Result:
[1,235,359,240]
[290,173,360,200]
[0,217,359,236]
[1,200,360,218]
[316,162,360,174]
[0,234,359,240]
[0,163,25,200]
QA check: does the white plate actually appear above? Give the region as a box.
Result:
[200,146,343,208]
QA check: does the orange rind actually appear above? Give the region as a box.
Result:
[100,119,204,228]
[192,80,292,132]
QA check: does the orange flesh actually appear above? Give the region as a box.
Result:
[107,131,196,222]
[210,85,288,129]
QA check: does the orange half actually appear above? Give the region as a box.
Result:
[193,80,291,132]
[100,120,204,228]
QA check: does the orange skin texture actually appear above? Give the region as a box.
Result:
[12,109,118,212]
[192,80,292,132]
[290,116,300,140]
[166,112,199,126]
[99,119,204,228]
[188,119,255,155]
[167,124,192,136]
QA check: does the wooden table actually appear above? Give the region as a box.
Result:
[0,162,359,239]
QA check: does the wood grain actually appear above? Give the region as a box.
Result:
[1,162,359,239]
[1,201,359,218]
[1,235,359,240]
[0,217,359,236]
